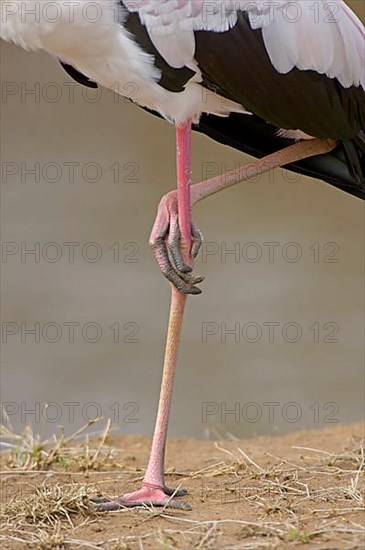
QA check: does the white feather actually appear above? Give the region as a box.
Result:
[0,0,246,123]
[260,1,365,89]
[148,28,195,68]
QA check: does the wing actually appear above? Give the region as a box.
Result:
[122,0,364,191]
[123,0,365,89]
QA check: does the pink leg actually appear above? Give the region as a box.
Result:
[92,137,337,511]
[92,122,194,511]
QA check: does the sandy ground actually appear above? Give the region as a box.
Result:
[1,421,364,549]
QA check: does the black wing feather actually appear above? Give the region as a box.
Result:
[194,13,364,140]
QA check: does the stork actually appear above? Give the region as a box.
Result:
[1,0,364,510]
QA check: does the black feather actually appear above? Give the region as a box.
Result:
[195,12,365,140]
[124,12,195,93]
[60,62,98,89]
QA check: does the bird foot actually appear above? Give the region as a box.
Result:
[91,483,191,511]
[149,190,204,295]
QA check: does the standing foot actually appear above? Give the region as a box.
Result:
[91,482,191,511]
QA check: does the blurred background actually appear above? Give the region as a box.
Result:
[1,1,364,441]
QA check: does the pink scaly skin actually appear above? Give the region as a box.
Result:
[93,122,194,511]
[92,133,336,511]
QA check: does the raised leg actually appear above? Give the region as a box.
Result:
[150,138,337,294]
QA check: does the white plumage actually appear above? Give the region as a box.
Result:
[1,0,364,124]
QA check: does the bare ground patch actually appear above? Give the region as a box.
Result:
[1,420,364,549]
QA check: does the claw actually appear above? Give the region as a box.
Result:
[163,486,188,497]
[149,191,204,294]
[191,225,203,260]
[161,266,202,295]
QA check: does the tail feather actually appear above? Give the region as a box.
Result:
[343,134,365,189]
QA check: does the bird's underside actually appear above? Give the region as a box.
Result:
[59,2,365,199]
[63,51,365,199]
[62,47,365,200]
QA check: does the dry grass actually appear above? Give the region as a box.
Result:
[0,419,364,549]
[0,415,118,473]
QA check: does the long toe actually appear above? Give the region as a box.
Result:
[90,496,113,504]
[91,496,191,511]
[164,486,188,497]
[91,485,191,511]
